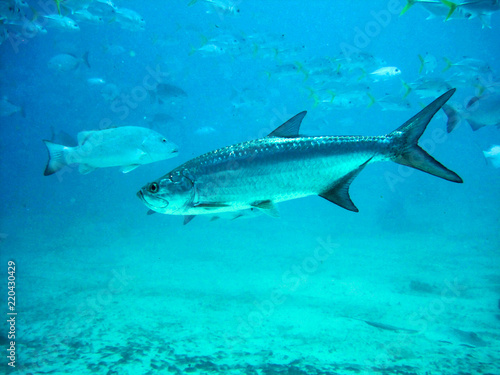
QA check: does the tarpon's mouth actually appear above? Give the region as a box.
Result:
[136,190,145,201]
[137,189,169,209]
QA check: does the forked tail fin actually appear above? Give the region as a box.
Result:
[442,103,460,133]
[387,88,463,183]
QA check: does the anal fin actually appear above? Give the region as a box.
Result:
[183,215,196,225]
[319,159,372,212]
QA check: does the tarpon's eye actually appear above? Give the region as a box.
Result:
[148,182,159,193]
[162,138,167,143]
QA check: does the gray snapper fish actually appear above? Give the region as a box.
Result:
[443,93,500,132]
[137,90,462,222]
[43,126,178,175]
[48,52,90,72]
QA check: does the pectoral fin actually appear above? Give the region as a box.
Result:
[193,202,230,209]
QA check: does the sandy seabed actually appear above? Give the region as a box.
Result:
[2,209,499,375]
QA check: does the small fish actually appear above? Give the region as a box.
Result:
[341,92,374,109]
[48,52,90,72]
[370,66,401,78]
[314,90,374,109]
[196,43,225,54]
[349,317,419,333]
[73,9,104,23]
[189,0,240,15]
[375,94,412,111]
[411,78,452,98]
[151,83,187,104]
[58,0,94,13]
[5,17,48,36]
[156,83,187,98]
[333,51,387,73]
[87,77,106,86]
[443,93,500,132]
[0,96,24,117]
[443,57,491,74]
[88,0,117,15]
[42,14,80,31]
[43,126,178,175]
[113,7,145,31]
[483,145,500,168]
[145,113,174,127]
[269,62,308,80]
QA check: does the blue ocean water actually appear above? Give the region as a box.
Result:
[1,0,500,373]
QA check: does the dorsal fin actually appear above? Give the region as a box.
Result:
[77,130,95,145]
[267,111,307,138]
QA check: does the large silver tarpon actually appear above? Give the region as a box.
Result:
[137,89,462,223]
